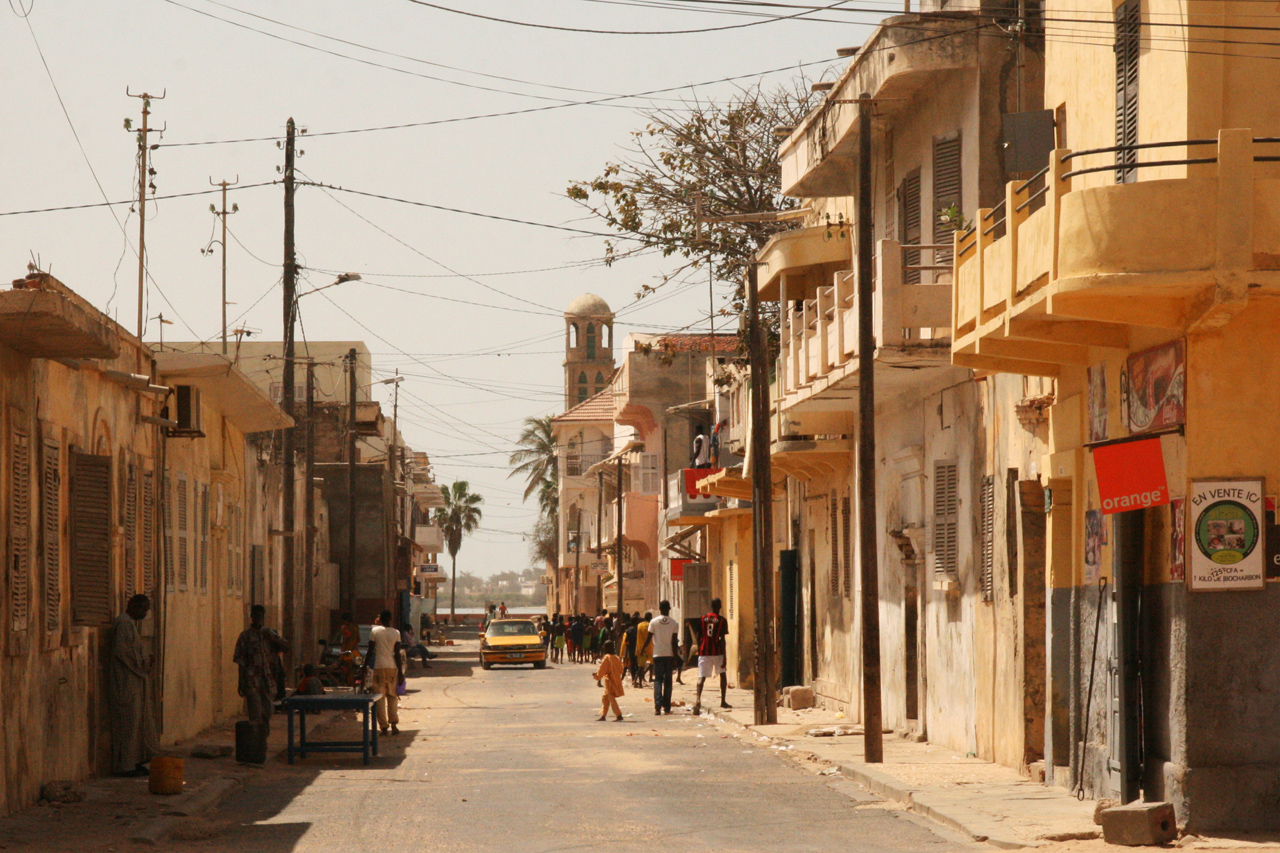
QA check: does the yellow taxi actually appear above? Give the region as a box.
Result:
[479,619,547,670]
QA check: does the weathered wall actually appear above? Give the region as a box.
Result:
[317,463,392,624]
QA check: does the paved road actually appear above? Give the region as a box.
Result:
[168,638,974,852]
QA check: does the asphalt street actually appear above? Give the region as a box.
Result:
[165,638,975,852]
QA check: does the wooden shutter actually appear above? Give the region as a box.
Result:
[163,474,175,590]
[980,474,995,602]
[69,452,112,627]
[728,561,736,619]
[177,474,188,590]
[141,471,155,593]
[899,171,923,284]
[199,484,210,593]
[841,495,852,598]
[932,461,959,579]
[250,544,265,603]
[41,437,61,636]
[10,427,32,639]
[933,134,962,266]
[123,462,137,599]
[829,493,840,597]
[1115,0,1140,183]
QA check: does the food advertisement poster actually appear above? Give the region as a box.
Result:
[1123,339,1186,435]
[1188,479,1265,591]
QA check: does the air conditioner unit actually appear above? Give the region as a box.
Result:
[170,385,204,437]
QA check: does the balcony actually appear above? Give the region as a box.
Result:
[562,453,603,478]
[666,468,723,525]
[761,235,954,416]
[414,524,443,552]
[0,281,120,360]
[952,129,1280,374]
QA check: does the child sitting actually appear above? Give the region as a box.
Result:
[295,663,325,695]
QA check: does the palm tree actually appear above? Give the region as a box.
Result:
[435,480,483,623]
[509,415,560,563]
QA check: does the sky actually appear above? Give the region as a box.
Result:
[2,0,880,576]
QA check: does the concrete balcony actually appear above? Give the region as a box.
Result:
[0,283,120,360]
[666,469,723,525]
[952,129,1280,375]
[414,523,443,552]
[763,236,953,416]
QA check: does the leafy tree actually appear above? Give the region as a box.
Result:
[567,80,821,322]
[528,514,559,569]
[435,480,483,622]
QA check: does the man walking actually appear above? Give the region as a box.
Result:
[108,594,157,777]
[233,604,290,735]
[363,610,404,735]
[692,598,731,716]
[648,600,680,715]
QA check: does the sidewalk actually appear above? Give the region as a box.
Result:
[662,676,1099,850]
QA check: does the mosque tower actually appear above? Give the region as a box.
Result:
[563,293,615,409]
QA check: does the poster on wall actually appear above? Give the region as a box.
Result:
[1085,509,1105,584]
[1122,339,1186,435]
[1169,498,1185,582]
[1188,479,1266,591]
[1088,364,1108,443]
[1265,497,1280,581]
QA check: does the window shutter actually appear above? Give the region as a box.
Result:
[177,474,188,590]
[41,437,61,636]
[10,427,32,639]
[932,461,959,579]
[69,452,112,627]
[728,561,736,619]
[1115,0,1140,183]
[123,462,137,599]
[841,495,852,598]
[163,474,175,590]
[199,484,210,593]
[933,134,962,266]
[899,171,923,284]
[141,471,155,593]
[980,474,995,602]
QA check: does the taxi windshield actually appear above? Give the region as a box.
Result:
[486,621,539,638]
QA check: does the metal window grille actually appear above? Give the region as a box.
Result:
[41,437,60,635]
[69,452,112,627]
[829,493,840,597]
[1115,0,1140,183]
[10,427,31,637]
[932,461,959,578]
[842,495,852,598]
[980,474,995,602]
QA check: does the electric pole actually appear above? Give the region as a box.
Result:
[615,453,624,616]
[857,98,884,763]
[596,469,605,612]
[281,117,298,649]
[574,507,583,614]
[210,176,239,355]
[126,88,164,341]
[747,263,778,726]
[346,347,359,617]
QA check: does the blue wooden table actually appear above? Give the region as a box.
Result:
[282,694,380,765]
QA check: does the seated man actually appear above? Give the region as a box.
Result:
[401,627,432,668]
[295,663,326,695]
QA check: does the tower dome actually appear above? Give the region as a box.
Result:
[565,292,613,318]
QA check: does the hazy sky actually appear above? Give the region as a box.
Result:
[3,1,876,576]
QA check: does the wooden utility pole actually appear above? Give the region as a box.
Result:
[210,176,239,355]
[747,263,778,725]
[346,347,359,617]
[304,361,317,658]
[574,507,583,614]
[615,453,624,615]
[596,469,605,611]
[281,117,298,649]
[127,89,164,340]
[857,98,884,763]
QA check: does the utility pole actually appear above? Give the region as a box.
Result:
[346,347,358,617]
[596,469,605,611]
[857,98,884,763]
[304,361,317,658]
[574,507,583,614]
[281,117,298,650]
[210,176,239,355]
[747,263,778,726]
[615,453,624,616]
[126,88,164,341]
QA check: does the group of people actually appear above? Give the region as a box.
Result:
[536,598,733,721]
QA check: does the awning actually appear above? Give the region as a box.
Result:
[154,352,293,433]
[696,466,752,501]
[413,482,446,509]
[770,437,853,481]
[1091,437,1170,514]
[585,439,644,478]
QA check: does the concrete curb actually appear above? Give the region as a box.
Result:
[129,776,242,845]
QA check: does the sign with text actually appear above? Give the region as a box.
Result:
[670,558,690,582]
[1092,438,1169,514]
[1188,479,1266,592]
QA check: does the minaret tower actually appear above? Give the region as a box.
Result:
[563,293,615,409]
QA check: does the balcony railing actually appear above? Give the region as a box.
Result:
[563,453,604,478]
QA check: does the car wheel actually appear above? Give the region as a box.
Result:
[480,658,491,670]
[533,660,546,670]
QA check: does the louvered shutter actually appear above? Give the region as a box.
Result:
[163,474,175,590]
[1115,0,1140,183]
[141,471,155,593]
[177,475,188,590]
[980,474,995,602]
[123,462,137,599]
[841,495,852,598]
[10,427,32,639]
[932,461,959,579]
[199,484,209,593]
[41,437,61,636]
[899,171,923,284]
[829,493,840,596]
[69,452,112,627]
[933,134,962,266]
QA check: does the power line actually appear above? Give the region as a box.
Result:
[0,181,275,218]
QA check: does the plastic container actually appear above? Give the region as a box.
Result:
[148,755,184,795]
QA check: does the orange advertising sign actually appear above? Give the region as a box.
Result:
[1092,437,1169,514]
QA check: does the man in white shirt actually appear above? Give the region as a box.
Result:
[690,424,710,469]
[648,600,680,715]
[362,610,404,735]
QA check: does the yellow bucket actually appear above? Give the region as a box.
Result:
[148,755,184,795]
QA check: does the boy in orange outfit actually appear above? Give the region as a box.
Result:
[593,640,625,721]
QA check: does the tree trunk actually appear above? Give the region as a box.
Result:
[449,551,458,624]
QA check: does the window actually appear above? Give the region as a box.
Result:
[141,471,155,593]
[177,474,189,590]
[578,372,589,405]
[10,425,32,639]
[980,474,995,602]
[69,452,111,627]
[636,453,661,494]
[728,560,736,619]
[829,493,840,597]
[163,475,174,590]
[842,495,852,598]
[41,436,60,636]
[198,484,210,593]
[933,133,962,266]
[1115,0,1140,183]
[586,323,596,359]
[932,461,959,578]
[899,170,922,284]
[569,323,579,348]
[595,371,605,391]
[123,461,137,599]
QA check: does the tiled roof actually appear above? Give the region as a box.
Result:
[654,333,739,353]
[554,387,613,423]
